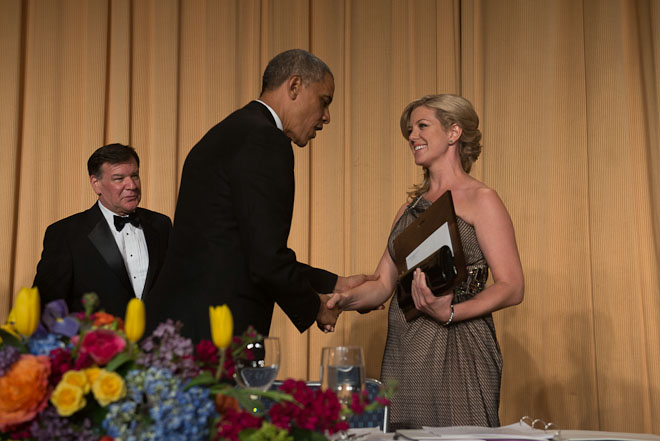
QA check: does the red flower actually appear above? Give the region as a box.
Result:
[269,380,348,434]
[80,329,126,365]
[350,389,371,414]
[375,396,391,406]
[73,351,94,370]
[5,422,31,439]
[48,347,73,384]
[223,347,236,380]
[99,436,114,441]
[215,408,261,441]
[195,340,218,363]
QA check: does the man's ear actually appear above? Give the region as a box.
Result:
[286,75,303,100]
[90,175,101,196]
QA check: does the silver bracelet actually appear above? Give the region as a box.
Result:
[442,304,454,326]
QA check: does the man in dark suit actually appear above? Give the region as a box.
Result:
[33,143,172,317]
[145,49,369,342]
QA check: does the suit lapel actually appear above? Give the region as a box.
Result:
[139,210,160,293]
[87,204,136,297]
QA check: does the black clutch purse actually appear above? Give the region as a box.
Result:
[396,245,458,320]
[392,192,466,321]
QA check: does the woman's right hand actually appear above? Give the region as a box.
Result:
[326,291,386,313]
[326,292,348,310]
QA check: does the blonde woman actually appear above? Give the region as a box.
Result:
[328,94,524,429]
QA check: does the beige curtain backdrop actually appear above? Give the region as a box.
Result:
[1,0,659,434]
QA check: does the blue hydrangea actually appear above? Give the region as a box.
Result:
[27,332,66,355]
[102,366,216,441]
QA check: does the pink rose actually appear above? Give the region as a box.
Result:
[80,329,126,365]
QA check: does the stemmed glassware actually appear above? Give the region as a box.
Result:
[234,336,281,409]
[320,346,366,406]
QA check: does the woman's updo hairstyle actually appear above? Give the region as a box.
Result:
[400,94,482,173]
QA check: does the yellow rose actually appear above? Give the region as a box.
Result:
[61,370,90,394]
[92,370,126,406]
[50,383,86,416]
[84,366,101,385]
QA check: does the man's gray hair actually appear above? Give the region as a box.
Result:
[260,49,333,95]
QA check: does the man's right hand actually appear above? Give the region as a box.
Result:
[326,290,386,314]
[316,293,340,333]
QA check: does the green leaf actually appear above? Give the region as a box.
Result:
[251,389,296,403]
[185,371,218,390]
[235,394,264,415]
[209,383,233,394]
[105,352,134,371]
[216,387,296,413]
[0,329,26,351]
[80,397,109,426]
[239,428,258,441]
[290,427,330,441]
[214,387,269,415]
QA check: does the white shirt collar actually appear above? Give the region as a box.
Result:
[98,200,120,228]
[97,200,140,230]
[256,100,283,131]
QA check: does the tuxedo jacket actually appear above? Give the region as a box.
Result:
[33,204,172,317]
[145,101,337,342]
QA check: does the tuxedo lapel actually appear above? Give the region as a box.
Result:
[140,211,160,293]
[86,205,135,297]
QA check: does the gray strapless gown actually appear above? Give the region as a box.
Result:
[381,196,502,429]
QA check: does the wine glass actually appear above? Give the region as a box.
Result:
[234,337,281,392]
[320,346,366,405]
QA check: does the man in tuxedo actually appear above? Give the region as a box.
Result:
[145,49,369,342]
[33,143,172,317]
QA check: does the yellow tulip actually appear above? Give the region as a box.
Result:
[1,307,19,337]
[209,305,233,349]
[14,287,40,337]
[124,298,146,342]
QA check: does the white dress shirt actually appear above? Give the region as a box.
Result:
[97,201,150,299]
[256,100,284,131]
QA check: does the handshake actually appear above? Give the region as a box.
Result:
[315,274,381,333]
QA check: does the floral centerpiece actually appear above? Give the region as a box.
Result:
[0,288,391,441]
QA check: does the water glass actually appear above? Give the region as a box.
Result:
[320,346,366,405]
[234,337,280,391]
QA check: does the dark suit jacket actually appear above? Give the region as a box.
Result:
[145,101,337,342]
[33,204,172,317]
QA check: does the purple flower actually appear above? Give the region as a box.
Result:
[29,406,98,441]
[0,345,21,376]
[138,319,200,379]
[42,300,79,337]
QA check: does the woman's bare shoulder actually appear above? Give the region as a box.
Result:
[470,186,512,227]
[453,179,498,221]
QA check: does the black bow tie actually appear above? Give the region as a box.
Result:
[113,213,141,231]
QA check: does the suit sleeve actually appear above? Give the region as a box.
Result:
[33,222,74,309]
[296,262,337,293]
[230,129,337,332]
